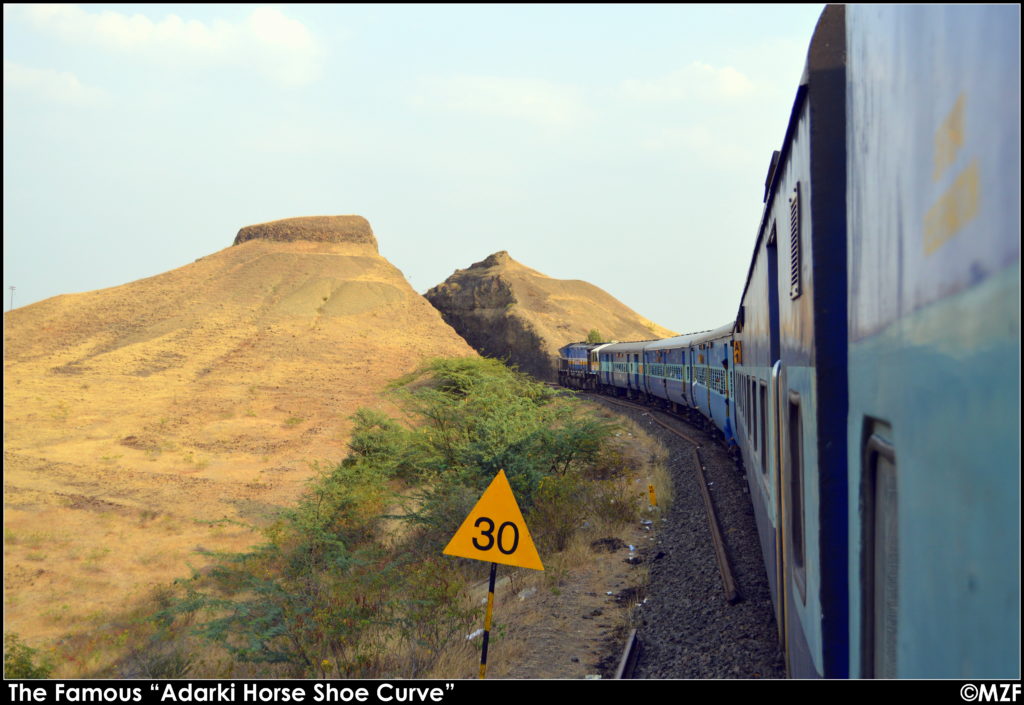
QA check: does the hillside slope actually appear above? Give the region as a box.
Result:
[2,216,475,656]
[425,251,675,380]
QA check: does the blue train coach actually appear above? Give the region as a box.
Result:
[556,4,1019,679]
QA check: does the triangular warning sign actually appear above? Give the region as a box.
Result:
[443,470,544,571]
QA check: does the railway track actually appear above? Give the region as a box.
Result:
[545,382,783,677]
[553,388,781,677]
[580,393,740,606]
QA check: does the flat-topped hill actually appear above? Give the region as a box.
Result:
[426,251,676,381]
[233,215,378,249]
[3,222,474,660]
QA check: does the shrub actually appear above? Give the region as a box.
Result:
[159,356,625,678]
[4,633,52,679]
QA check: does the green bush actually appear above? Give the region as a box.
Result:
[4,633,53,679]
[528,473,586,553]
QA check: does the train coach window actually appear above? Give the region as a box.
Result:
[861,429,898,679]
[749,375,757,430]
[750,378,757,455]
[759,382,767,474]
[789,392,806,602]
[750,378,755,436]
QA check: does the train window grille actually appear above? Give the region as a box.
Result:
[749,379,757,434]
[737,373,743,423]
[749,377,754,429]
[741,375,747,430]
[708,367,726,395]
[751,378,758,455]
[759,382,767,474]
[789,392,807,602]
[789,182,802,300]
[742,375,747,429]
[742,374,748,429]
[748,377,754,441]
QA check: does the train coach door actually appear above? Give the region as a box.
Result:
[769,362,786,656]
[764,224,787,660]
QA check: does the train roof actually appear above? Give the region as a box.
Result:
[645,323,733,350]
[688,322,736,345]
[596,340,656,354]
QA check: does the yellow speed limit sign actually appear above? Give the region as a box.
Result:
[443,470,544,571]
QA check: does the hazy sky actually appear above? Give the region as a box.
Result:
[4,3,825,334]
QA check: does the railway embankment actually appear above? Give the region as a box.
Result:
[584,395,786,678]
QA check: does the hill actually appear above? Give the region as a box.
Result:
[2,216,475,656]
[425,251,675,380]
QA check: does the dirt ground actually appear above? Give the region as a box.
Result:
[494,523,654,679]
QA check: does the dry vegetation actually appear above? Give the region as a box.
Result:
[3,236,474,674]
[5,359,672,679]
[4,221,676,679]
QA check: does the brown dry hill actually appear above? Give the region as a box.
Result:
[2,215,475,666]
[425,251,675,381]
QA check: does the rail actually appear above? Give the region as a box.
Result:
[582,393,741,605]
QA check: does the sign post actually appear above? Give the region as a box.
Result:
[479,561,497,679]
[443,470,544,678]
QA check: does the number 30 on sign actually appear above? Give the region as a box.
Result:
[443,470,544,571]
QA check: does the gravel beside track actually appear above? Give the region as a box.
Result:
[585,395,786,679]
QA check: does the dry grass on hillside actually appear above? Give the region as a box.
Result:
[3,237,474,673]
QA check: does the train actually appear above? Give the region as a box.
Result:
[557,5,1020,679]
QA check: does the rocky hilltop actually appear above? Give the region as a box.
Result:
[426,251,675,381]
[3,216,474,654]
[233,215,377,248]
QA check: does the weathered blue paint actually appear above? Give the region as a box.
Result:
[845,4,1020,678]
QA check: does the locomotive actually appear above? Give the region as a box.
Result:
[558,5,1020,679]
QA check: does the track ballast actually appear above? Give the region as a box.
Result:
[584,393,786,678]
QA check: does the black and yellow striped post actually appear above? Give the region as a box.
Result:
[479,562,498,679]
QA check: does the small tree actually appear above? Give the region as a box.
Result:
[586,329,604,344]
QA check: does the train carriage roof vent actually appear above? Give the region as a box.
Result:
[789,182,802,299]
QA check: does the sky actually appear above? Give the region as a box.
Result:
[3,3,826,334]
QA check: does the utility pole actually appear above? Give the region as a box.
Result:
[8,286,13,312]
